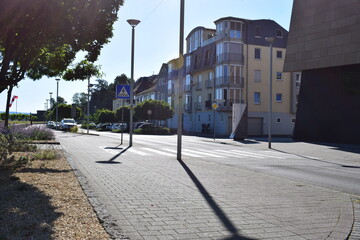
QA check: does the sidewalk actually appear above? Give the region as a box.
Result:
[58,134,359,239]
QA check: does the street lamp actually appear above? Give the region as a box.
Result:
[55,78,60,123]
[49,92,53,121]
[87,80,94,134]
[177,0,185,160]
[265,37,275,149]
[127,19,140,147]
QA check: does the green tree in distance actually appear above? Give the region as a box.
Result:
[134,100,174,121]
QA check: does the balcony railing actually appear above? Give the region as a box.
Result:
[215,76,244,88]
[194,102,202,111]
[195,82,202,90]
[216,98,244,111]
[205,79,213,89]
[184,103,192,113]
[168,87,175,95]
[216,53,244,64]
[184,84,191,92]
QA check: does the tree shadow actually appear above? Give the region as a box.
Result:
[177,160,255,240]
[0,171,61,239]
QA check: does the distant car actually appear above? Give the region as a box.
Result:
[47,121,55,128]
[112,123,128,132]
[137,123,160,130]
[96,123,112,131]
[133,122,147,130]
[60,118,77,131]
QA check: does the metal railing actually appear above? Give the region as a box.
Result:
[215,76,244,88]
[216,53,244,64]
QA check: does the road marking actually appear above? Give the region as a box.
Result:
[216,149,264,159]
[183,149,222,158]
[141,147,176,157]
[162,148,202,157]
[128,148,150,156]
[232,150,285,159]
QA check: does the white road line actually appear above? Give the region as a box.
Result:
[128,148,150,156]
[231,150,285,159]
[213,149,250,158]
[183,149,223,158]
[142,147,176,157]
[162,148,202,157]
[215,149,264,159]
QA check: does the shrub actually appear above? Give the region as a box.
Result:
[33,149,59,160]
[4,124,54,141]
[134,127,171,135]
[81,124,96,129]
[69,126,78,133]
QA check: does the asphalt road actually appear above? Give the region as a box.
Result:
[68,130,360,196]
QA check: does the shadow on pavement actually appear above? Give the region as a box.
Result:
[177,159,255,240]
[96,145,131,164]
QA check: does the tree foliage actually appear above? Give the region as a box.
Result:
[134,100,174,121]
[115,106,131,123]
[96,109,115,123]
[0,0,124,93]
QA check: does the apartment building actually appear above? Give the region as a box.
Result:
[136,16,298,137]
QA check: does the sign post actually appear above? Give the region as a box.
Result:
[116,84,131,145]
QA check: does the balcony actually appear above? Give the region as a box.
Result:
[168,87,175,95]
[205,79,213,89]
[195,82,202,91]
[217,98,244,111]
[216,53,244,64]
[184,84,191,92]
[194,102,202,111]
[215,76,244,88]
[184,103,192,113]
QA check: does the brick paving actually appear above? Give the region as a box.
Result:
[56,133,359,240]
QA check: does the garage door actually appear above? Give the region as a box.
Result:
[247,117,263,136]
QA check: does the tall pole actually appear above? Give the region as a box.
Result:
[177,0,185,160]
[55,78,60,123]
[127,19,140,147]
[265,37,275,149]
[49,92,53,121]
[87,77,90,134]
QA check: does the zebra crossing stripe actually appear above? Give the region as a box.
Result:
[183,149,222,158]
[128,148,150,156]
[141,147,176,157]
[162,148,202,157]
[230,150,284,159]
[215,149,264,159]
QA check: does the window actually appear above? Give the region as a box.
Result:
[295,73,301,87]
[276,50,283,59]
[276,93,283,102]
[254,92,261,104]
[205,50,210,65]
[186,55,191,68]
[230,21,242,38]
[276,29,283,38]
[255,26,261,38]
[198,114,200,122]
[276,118,281,123]
[254,70,261,82]
[255,48,261,59]
[291,118,296,124]
[276,72,282,80]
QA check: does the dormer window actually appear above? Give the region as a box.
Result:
[276,29,283,38]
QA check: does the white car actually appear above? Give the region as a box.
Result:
[60,118,77,131]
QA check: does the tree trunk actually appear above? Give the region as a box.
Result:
[4,85,13,129]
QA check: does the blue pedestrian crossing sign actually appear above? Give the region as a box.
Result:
[116,84,130,99]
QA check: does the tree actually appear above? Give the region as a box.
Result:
[96,109,115,123]
[0,0,124,127]
[55,103,82,120]
[115,106,132,123]
[134,100,174,121]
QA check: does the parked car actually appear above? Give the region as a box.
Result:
[96,123,112,131]
[137,123,160,130]
[112,123,128,132]
[60,118,77,131]
[133,122,147,130]
[47,121,55,129]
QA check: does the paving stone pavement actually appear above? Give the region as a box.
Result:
[57,133,359,240]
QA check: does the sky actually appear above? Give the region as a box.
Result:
[0,0,293,114]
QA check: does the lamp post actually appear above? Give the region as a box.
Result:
[55,78,60,123]
[127,19,140,147]
[265,37,275,149]
[87,79,94,134]
[49,92,53,121]
[177,0,185,160]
